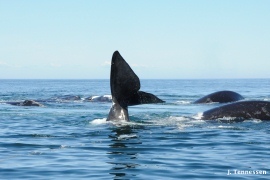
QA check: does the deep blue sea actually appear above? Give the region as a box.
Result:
[1,79,270,180]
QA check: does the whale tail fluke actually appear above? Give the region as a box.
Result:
[107,51,164,121]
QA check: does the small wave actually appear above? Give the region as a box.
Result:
[29,151,42,155]
[109,120,144,127]
[60,145,70,149]
[164,116,205,130]
[206,125,236,129]
[117,134,137,140]
[91,118,147,127]
[167,116,193,122]
[243,119,262,123]
[146,116,205,128]
[175,101,192,104]
[32,134,54,138]
[91,115,207,128]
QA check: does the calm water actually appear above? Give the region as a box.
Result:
[0,79,270,180]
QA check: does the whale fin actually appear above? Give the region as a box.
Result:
[127,91,165,106]
[107,51,164,121]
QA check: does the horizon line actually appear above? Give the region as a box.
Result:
[1,78,270,80]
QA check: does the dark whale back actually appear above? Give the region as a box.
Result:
[202,101,270,120]
[7,100,43,106]
[194,90,244,104]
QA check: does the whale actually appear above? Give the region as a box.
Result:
[56,95,81,101]
[2,95,113,107]
[194,90,244,103]
[202,100,270,120]
[107,51,164,121]
[7,100,43,106]
[86,95,112,102]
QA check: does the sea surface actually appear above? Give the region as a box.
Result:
[0,79,270,180]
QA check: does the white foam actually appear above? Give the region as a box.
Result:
[169,116,192,122]
[108,120,140,127]
[243,119,262,123]
[91,118,107,125]
[90,118,141,126]
[176,101,192,104]
[203,125,232,129]
[217,125,235,129]
[91,115,207,128]
[117,134,137,140]
[193,112,203,120]
[60,145,69,149]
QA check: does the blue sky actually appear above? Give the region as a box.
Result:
[0,0,270,79]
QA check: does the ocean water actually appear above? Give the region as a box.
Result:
[0,79,270,180]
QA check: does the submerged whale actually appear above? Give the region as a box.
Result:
[107,51,164,121]
[7,100,43,107]
[86,95,112,102]
[194,90,244,103]
[202,101,270,120]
